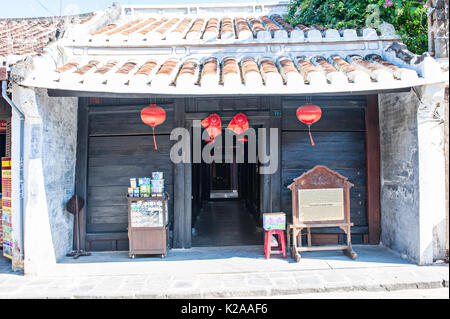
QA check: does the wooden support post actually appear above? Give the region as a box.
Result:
[366,95,381,244]
[173,98,185,248]
[184,161,192,248]
[269,96,282,213]
[75,97,89,251]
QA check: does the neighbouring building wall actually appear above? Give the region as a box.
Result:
[379,91,421,261]
[379,86,447,264]
[428,0,449,262]
[12,84,77,275]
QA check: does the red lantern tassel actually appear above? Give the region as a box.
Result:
[152,126,158,150]
[308,125,315,146]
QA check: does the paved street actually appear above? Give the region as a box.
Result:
[0,245,448,299]
[244,288,449,299]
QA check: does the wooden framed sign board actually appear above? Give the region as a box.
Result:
[287,165,357,262]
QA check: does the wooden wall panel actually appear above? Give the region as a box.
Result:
[282,107,366,132]
[89,103,174,136]
[86,134,173,250]
[281,97,368,242]
[194,97,261,112]
[282,132,366,169]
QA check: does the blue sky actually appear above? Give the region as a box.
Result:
[1,0,280,19]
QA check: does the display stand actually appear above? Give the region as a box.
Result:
[127,195,169,258]
[287,165,357,262]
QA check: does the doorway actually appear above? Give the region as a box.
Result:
[191,129,262,247]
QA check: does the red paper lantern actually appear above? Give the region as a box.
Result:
[141,104,166,150]
[296,102,322,146]
[201,113,222,143]
[227,113,249,135]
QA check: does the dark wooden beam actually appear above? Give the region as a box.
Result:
[74,97,89,251]
[270,96,282,212]
[366,95,381,244]
[47,88,412,99]
[183,98,195,248]
[173,98,185,248]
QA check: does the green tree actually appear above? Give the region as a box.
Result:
[286,0,428,54]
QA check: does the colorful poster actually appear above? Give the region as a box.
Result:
[0,120,6,133]
[0,198,3,247]
[1,158,12,259]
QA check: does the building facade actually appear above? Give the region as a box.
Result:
[1,2,448,275]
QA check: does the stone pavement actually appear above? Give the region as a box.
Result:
[0,245,448,299]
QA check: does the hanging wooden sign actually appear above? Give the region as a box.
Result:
[287,165,357,262]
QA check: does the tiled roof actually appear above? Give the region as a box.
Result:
[11,2,446,94]
[24,53,429,95]
[66,13,390,45]
[0,14,93,58]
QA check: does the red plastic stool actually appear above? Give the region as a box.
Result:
[264,230,287,259]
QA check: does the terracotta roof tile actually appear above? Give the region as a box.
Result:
[186,18,205,39]
[365,54,418,80]
[135,60,158,75]
[203,18,219,40]
[311,23,326,32]
[121,18,156,36]
[172,18,193,34]
[79,13,96,25]
[157,59,178,75]
[155,18,179,35]
[200,57,219,87]
[54,62,79,73]
[311,56,348,85]
[260,16,279,32]
[116,61,137,74]
[347,54,394,82]
[271,15,294,32]
[92,24,117,35]
[74,60,99,75]
[330,55,371,84]
[138,18,167,35]
[220,17,235,39]
[1,15,90,57]
[45,54,421,92]
[94,60,118,74]
[202,57,218,76]
[248,17,265,33]
[296,56,327,86]
[106,19,143,36]
[295,24,312,32]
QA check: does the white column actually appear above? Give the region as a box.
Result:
[416,83,447,264]
[12,84,57,276]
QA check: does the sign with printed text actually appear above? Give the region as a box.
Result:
[0,121,6,133]
[1,157,12,259]
[298,188,344,222]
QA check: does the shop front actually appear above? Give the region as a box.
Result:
[73,94,377,251]
[4,2,448,274]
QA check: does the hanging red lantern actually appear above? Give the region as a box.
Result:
[227,112,249,135]
[141,104,166,150]
[296,102,322,146]
[201,113,222,143]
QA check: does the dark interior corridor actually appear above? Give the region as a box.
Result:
[191,129,262,247]
[192,200,263,247]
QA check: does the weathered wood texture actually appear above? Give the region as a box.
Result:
[75,98,89,250]
[281,97,367,244]
[85,99,175,251]
[366,95,381,244]
[78,95,375,250]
